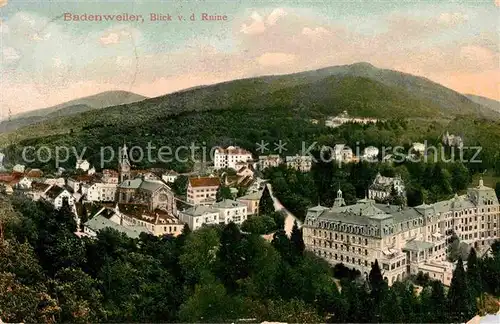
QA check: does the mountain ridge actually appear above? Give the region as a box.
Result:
[1,62,499,146]
[0,90,147,133]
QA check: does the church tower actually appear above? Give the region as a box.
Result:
[119,143,131,182]
[333,186,346,207]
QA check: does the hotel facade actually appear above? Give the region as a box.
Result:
[303,179,500,285]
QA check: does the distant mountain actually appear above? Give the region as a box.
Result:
[1,62,499,145]
[0,90,147,133]
[465,94,500,114]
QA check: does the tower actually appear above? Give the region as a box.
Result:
[119,143,131,182]
[333,186,346,207]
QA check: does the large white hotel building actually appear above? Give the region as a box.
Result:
[303,179,499,286]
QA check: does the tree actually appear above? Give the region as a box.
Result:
[271,230,291,261]
[259,185,275,215]
[447,258,476,322]
[467,248,482,300]
[216,222,246,291]
[52,268,106,323]
[271,211,285,230]
[216,185,233,202]
[495,182,500,199]
[178,281,246,322]
[290,221,305,257]
[172,175,188,196]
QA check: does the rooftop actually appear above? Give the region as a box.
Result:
[182,205,220,216]
[84,214,146,239]
[189,176,221,188]
[213,199,246,209]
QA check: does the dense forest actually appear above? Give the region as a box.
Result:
[1,193,499,323]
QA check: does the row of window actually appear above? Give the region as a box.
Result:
[313,250,369,267]
[312,230,370,245]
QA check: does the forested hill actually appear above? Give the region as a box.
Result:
[0,90,147,133]
[1,62,498,146]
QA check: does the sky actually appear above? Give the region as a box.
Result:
[0,0,499,118]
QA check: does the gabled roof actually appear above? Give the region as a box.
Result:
[189,176,220,188]
[25,169,43,178]
[31,182,51,192]
[44,185,66,199]
[238,190,262,201]
[84,214,145,239]
[139,180,165,192]
[182,205,220,216]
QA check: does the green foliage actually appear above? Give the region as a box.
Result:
[259,185,275,215]
[216,185,233,202]
[3,193,500,323]
[241,215,277,234]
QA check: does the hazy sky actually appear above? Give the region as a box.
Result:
[0,0,499,117]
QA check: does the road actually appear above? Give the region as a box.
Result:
[266,183,302,236]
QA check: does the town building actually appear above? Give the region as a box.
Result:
[442,131,464,148]
[214,146,253,170]
[362,146,379,161]
[325,110,379,128]
[12,164,25,173]
[178,205,220,230]
[236,165,255,179]
[42,185,76,209]
[303,179,499,286]
[258,155,282,170]
[368,173,406,202]
[237,190,262,216]
[162,170,179,183]
[186,176,221,205]
[84,182,118,202]
[83,208,146,239]
[117,178,177,216]
[212,199,248,225]
[76,159,91,172]
[411,142,426,154]
[28,182,51,201]
[333,144,354,164]
[119,143,131,182]
[285,155,313,172]
[102,169,120,184]
[116,203,183,237]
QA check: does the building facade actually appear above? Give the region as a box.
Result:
[303,179,499,286]
[178,205,220,230]
[258,155,282,170]
[213,199,248,225]
[214,146,253,170]
[187,176,221,205]
[368,173,406,202]
[285,155,312,172]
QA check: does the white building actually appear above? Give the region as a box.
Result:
[76,159,90,172]
[333,144,354,163]
[162,170,179,183]
[286,155,313,172]
[368,173,406,202]
[44,177,66,187]
[411,142,426,154]
[42,185,76,209]
[325,111,379,128]
[258,155,282,170]
[214,146,253,170]
[178,205,220,230]
[303,178,500,286]
[236,165,254,179]
[362,146,379,161]
[12,164,25,173]
[84,182,118,202]
[213,199,248,225]
[102,169,119,184]
[442,131,464,148]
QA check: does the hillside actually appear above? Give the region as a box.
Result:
[465,94,500,114]
[1,63,499,169]
[0,91,147,133]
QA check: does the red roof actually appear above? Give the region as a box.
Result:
[25,169,43,178]
[188,177,221,188]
